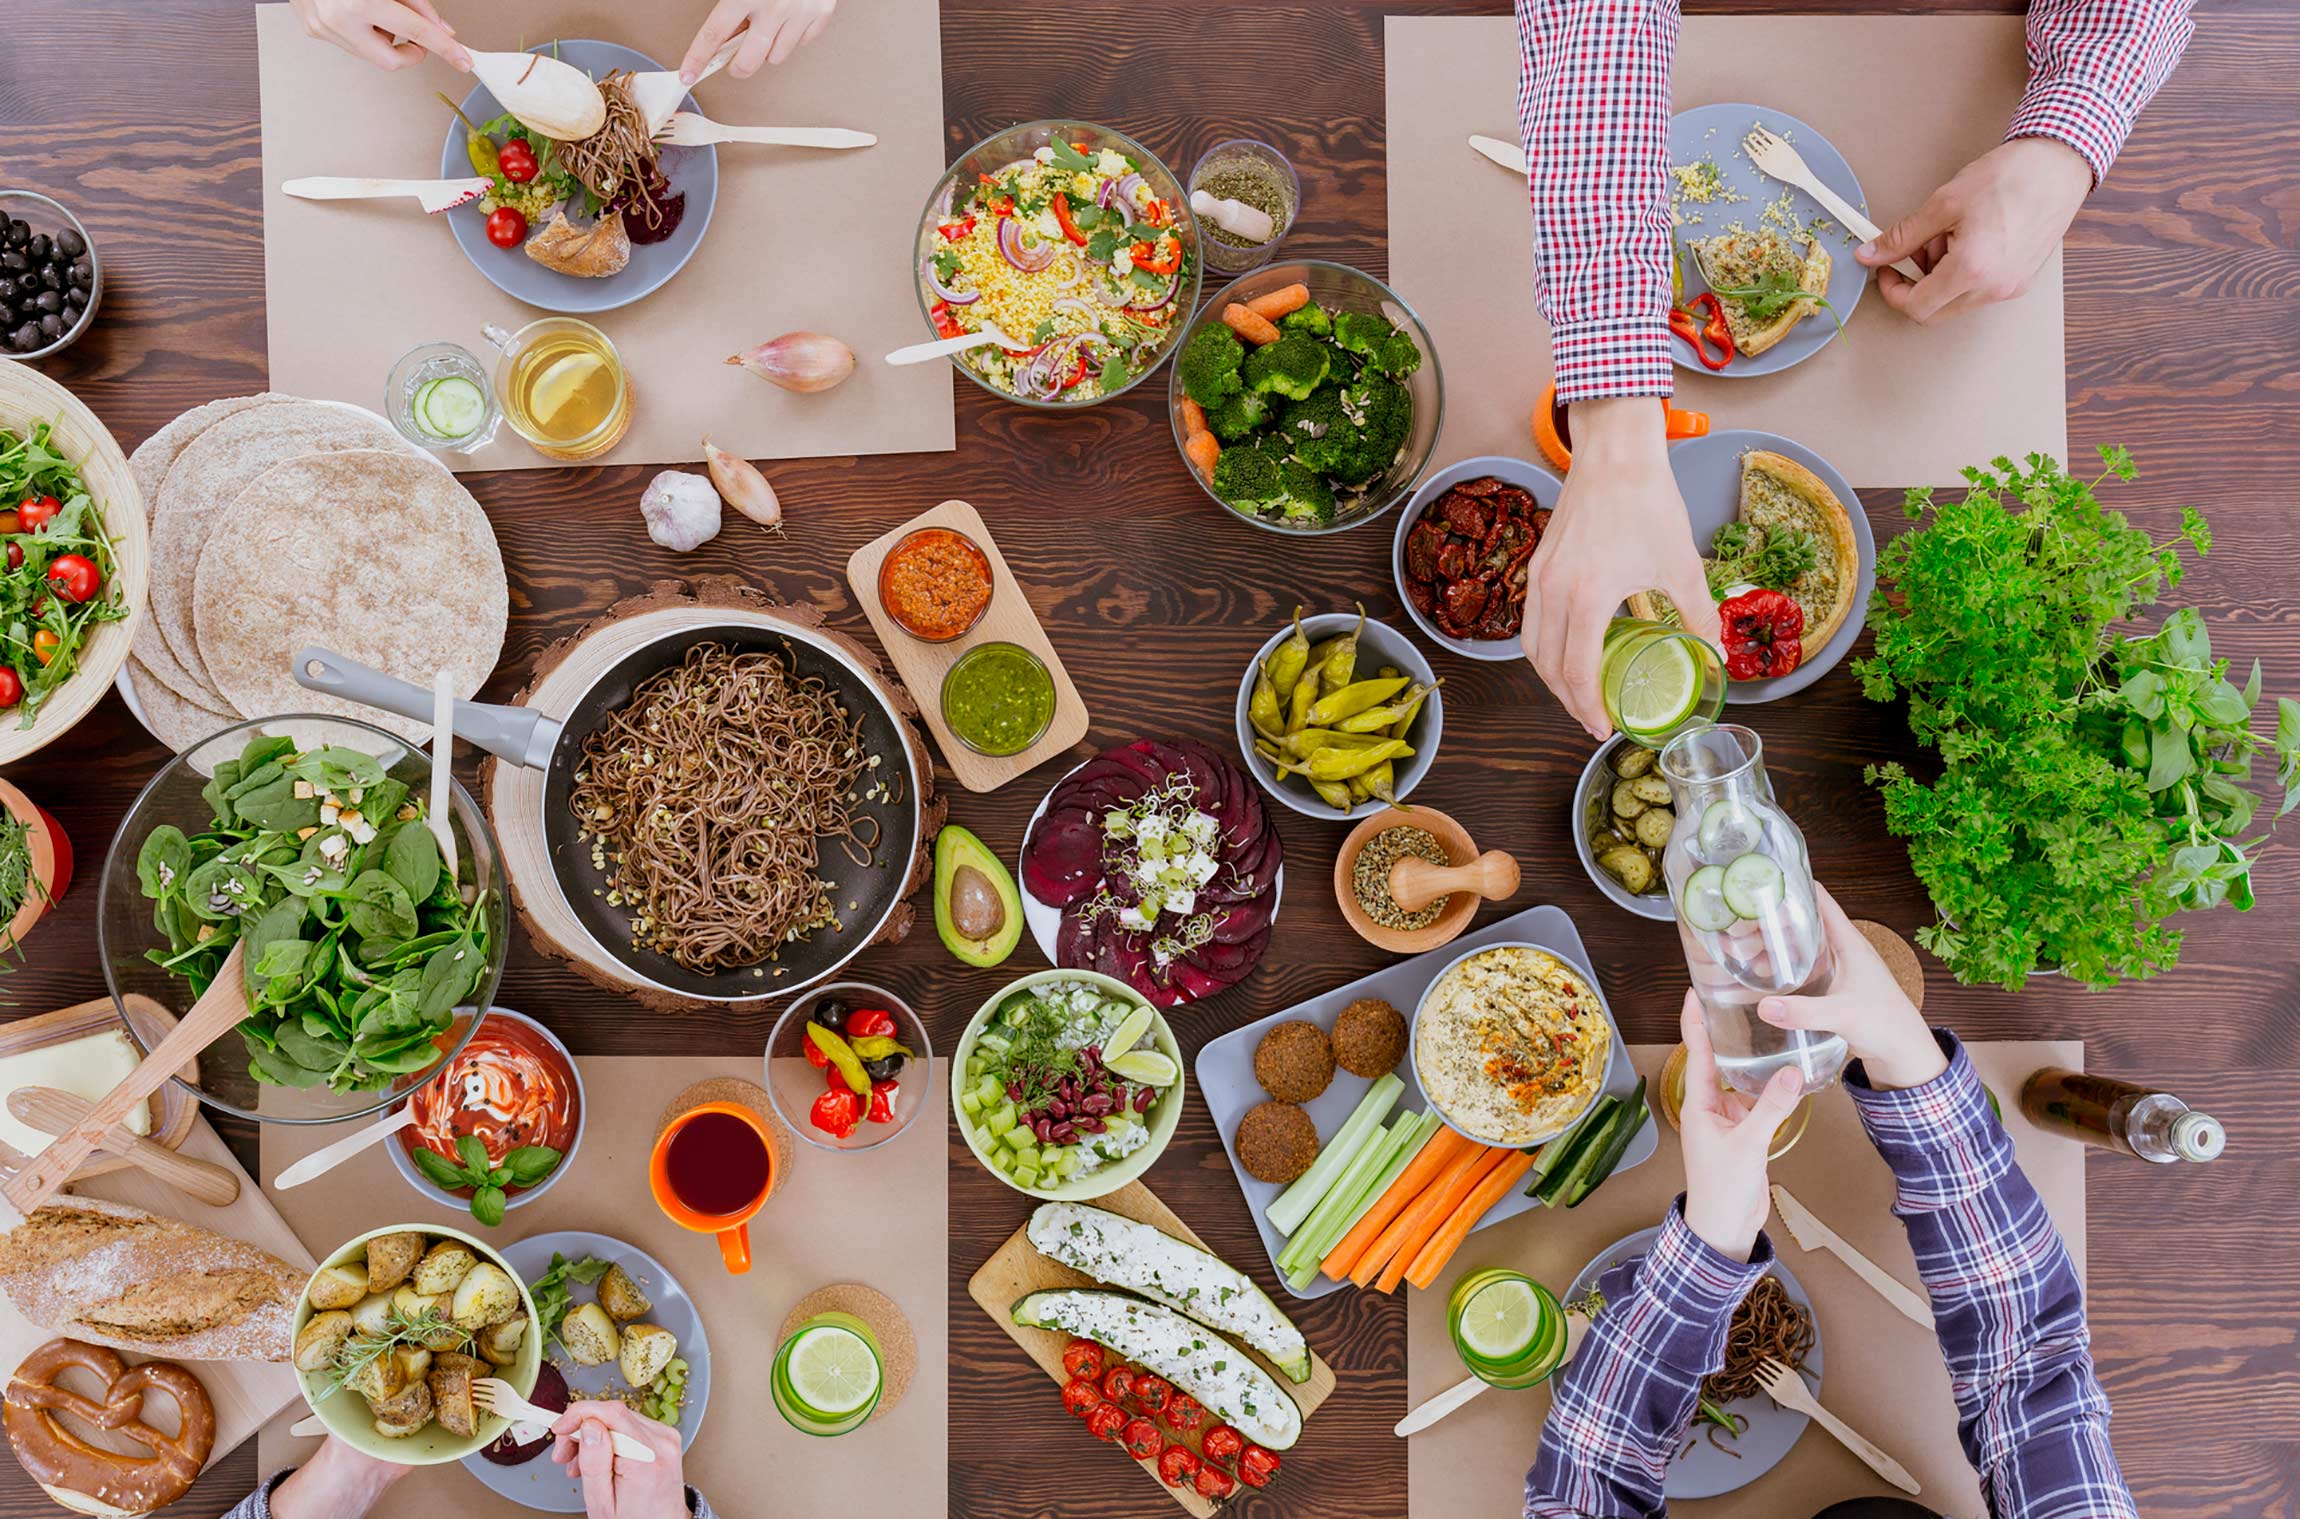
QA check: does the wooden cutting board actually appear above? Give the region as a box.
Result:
[968,1180,1335,1516]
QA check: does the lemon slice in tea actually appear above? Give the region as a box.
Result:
[1612,635,1702,738]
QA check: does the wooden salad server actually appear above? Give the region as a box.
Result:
[1467,135,1529,177]
[1771,1184,1933,1328]
[465,49,606,141]
[7,1089,239,1208]
[1757,1356,1922,1495]
[282,177,490,214]
[273,1107,418,1191]
[0,943,247,1220]
[1396,1311,1588,1437]
[627,40,737,136]
[1389,850,1520,913]
[654,113,877,151]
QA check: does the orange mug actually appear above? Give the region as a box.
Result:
[1531,382,1708,473]
[649,1102,778,1274]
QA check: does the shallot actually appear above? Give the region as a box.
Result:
[639,470,721,552]
[725,332,856,394]
[702,437,782,529]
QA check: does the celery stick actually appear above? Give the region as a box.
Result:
[1267,1073,1402,1237]
[1285,1109,1441,1276]
[1279,1115,1411,1275]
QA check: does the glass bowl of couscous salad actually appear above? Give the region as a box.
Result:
[915,121,1199,407]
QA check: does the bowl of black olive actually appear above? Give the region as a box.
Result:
[0,192,100,359]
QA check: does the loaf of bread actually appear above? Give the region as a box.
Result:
[0,1197,300,1362]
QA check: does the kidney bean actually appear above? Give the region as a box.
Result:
[1081,1092,1114,1116]
[1133,1087,1155,1113]
[1078,1116,1106,1133]
[1007,1081,1024,1101]
[1048,1097,1069,1119]
[1050,1121,1076,1142]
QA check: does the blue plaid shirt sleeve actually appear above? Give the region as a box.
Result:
[1524,1201,1769,1519]
[1848,1031,2138,1519]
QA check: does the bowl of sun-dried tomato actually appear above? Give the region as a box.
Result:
[877,525,995,643]
[1393,456,1559,661]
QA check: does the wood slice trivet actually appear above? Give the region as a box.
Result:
[1855,920,1926,1010]
[777,1283,915,1421]
[480,577,944,1013]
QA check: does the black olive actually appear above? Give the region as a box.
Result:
[37,265,61,292]
[0,252,24,276]
[55,228,83,259]
[62,288,83,314]
[36,314,59,340]
[862,1053,903,1083]
[10,323,38,352]
[2,220,25,247]
[69,259,92,289]
[809,998,850,1031]
[0,277,14,303]
[31,290,60,315]
[23,234,48,262]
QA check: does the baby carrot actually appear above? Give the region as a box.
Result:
[1322,1127,1469,1281]
[1403,1150,1538,1290]
[1376,1146,1509,1293]
[1222,303,1282,345]
[1185,429,1220,479]
[1180,397,1210,437]
[1245,283,1311,321]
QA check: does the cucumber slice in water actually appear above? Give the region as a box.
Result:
[1721,852,1785,918]
[1697,799,1764,861]
[1681,864,1737,932]
[418,376,486,439]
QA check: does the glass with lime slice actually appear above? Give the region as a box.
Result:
[1446,1268,1566,1389]
[771,1311,885,1436]
[1600,617,1725,745]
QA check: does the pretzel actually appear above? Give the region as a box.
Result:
[3,1338,214,1517]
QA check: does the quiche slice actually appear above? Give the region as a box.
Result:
[1628,450,1858,651]
[1689,230,1830,357]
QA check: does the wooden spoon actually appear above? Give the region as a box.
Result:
[1396,1311,1589,1437]
[1390,850,1520,913]
[7,1088,239,1208]
[273,1106,418,1191]
[0,943,247,1219]
[466,50,606,141]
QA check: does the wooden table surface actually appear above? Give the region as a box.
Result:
[3,1,2296,1515]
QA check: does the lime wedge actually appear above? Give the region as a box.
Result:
[1107,1048,1178,1086]
[1457,1277,1540,1361]
[1613,636,1701,738]
[784,1325,881,1415]
[1106,1006,1154,1059]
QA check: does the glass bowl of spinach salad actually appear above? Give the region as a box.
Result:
[98,715,507,1124]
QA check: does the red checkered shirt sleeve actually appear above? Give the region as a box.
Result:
[1525,1202,1767,1519]
[2008,0,2195,184]
[1514,0,1680,403]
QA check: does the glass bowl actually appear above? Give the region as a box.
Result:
[0,191,100,360]
[1188,138,1299,274]
[1170,259,1444,536]
[877,525,994,644]
[764,981,934,1153]
[941,641,1055,758]
[913,120,1200,408]
[97,714,509,1125]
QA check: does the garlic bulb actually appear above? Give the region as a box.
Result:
[725,332,856,394]
[639,470,721,552]
[702,437,782,528]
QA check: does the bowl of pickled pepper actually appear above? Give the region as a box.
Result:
[1236,607,1442,822]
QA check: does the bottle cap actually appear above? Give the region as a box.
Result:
[2171,1110,2225,1162]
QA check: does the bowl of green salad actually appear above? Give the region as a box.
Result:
[952,968,1185,1200]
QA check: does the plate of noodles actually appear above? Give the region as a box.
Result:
[1563,1224,1822,1498]
[296,621,920,1003]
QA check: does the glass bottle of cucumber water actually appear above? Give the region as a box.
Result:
[1658,723,1846,1095]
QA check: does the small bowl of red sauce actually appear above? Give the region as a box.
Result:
[388,1006,585,1215]
[877,526,994,643]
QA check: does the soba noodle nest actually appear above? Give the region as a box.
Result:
[1702,1274,1815,1405]
[570,642,880,973]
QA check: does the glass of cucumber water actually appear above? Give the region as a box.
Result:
[387,341,499,453]
[1658,723,1845,1096]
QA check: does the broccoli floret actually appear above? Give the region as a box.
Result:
[1274,462,1338,525]
[1241,333,1331,401]
[1210,441,1284,512]
[1332,309,1395,358]
[1278,303,1333,338]
[1179,324,1245,406]
[1206,389,1270,443]
[1275,386,1352,475]
[1330,373,1412,485]
[1371,328,1424,378]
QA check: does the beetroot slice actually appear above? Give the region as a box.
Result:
[1024,817,1105,907]
[480,1362,568,1466]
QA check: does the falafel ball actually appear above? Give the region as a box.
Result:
[1331,997,1408,1078]
[1236,1101,1321,1184]
[1253,1019,1337,1104]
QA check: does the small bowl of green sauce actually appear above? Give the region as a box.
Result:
[941,642,1056,757]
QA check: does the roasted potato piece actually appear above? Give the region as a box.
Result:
[429,1362,476,1439]
[1599,845,1657,895]
[1614,745,1657,778]
[308,1261,370,1311]
[343,1343,406,1402]
[476,1315,529,1367]
[392,1287,464,1350]
[598,1264,652,1322]
[367,1378,432,1435]
[451,1263,520,1330]
[432,1350,485,1381]
[1633,808,1675,849]
[348,1291,395,1338]
[366,1232,426,1294]
[618,1323,677,1388]
[392,1346,432,1386]
[1609,780,1647,819]
[293,1310,355,1374]
[411,1240,479,1296]
[560,1303,621,1368]
[1628,774,1672,807]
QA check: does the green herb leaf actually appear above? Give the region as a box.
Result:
[471,1184,508,1228]
[1046,137,1093,172]
[409,1144,468,1189]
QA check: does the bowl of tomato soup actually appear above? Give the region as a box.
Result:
[388,1007,584,1213]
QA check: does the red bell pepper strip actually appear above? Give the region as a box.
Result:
[1668,292,1735,370]
[1051,193,1087,245]
[929,300,964,340]
[938,215,975,242]
[1129,236,1181,274]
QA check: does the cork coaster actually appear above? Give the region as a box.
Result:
[777,1283,916,1421]
[654,1078,792,1178]
[1854,920,1926,1010]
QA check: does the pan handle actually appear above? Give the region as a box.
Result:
[292,647,559,771]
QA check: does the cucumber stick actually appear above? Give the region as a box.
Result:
[1266,1073,1402,1237]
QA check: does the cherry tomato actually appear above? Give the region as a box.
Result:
[807,1087,862,1138]
[1060,1339,1104,1382]
[44,554,99,604]
[1200,1424,1244,1464]
[1156,1445,1201,1488]
[1193,1465,1236,1501]
[1237,1445,1281,1488]
[1100,1365,1137,1403]
[4,544,19,572]
[846,1008,895,1040]
[865,1080,899,1124]
[1059,1377,1102,1418]
[16,497,59,533]
[30,630,59,666]
[1131,1375,1172,1414]
[1121,1416,1163,1460]
[803,1035,830,1069]
[0,669,22,709]
[825,1061,851,1093]
[1160,1393,1203,1434]
[0,511,18,534]
[496,138,539,184]
[485,206,528,249]
[1083,1403,1127,1443]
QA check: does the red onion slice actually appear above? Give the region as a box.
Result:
[997,216,1056,273]
[921,256,980,306]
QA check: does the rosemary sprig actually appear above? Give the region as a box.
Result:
[318,1305,470,1395]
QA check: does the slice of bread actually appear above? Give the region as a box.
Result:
[1690,232,1830,357]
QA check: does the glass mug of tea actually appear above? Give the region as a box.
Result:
[480,317,633,461]
[649,1101,778,1274]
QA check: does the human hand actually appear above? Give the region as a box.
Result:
[1523,398,1719,740]
[550,1400,686,1519]
[1855,136,2091,325]
[1676,992,1803,1263]
[1757,885,1947,1091]
[288,0,469,71]
[681,0,840,81]
[270,1435,411,1519]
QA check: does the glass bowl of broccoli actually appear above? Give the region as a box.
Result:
[1171,260,1444,536]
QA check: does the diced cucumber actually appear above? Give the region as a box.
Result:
[1001,1125,1036,1154]
[1014,1162,1041,1188]
[1698,799,1764,861]
[960,1091,983,1117]
[978,1029,1012,1056]
[1721,852,1785,918]
[991,1147,1015,1172]
[1681,864,1737,932]
[974,1075,1002,1105]
[985,1102,1016,1138]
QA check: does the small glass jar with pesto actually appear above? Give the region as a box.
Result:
[941,641,1056,757]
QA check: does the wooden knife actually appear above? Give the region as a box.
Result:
[282,177,491,214]
[1771,1184,1933,1329]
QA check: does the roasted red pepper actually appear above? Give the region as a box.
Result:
[807,1087,862,1139]
[929,299,965,340]
[1051,193,1087,245]
[1129,236,1181,274]
[1668,292,1735,370]
[1718,587,1806,680]
[938,215,975,242]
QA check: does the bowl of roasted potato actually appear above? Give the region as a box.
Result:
[1573,736,1676,921]
[291,1224,543,1464]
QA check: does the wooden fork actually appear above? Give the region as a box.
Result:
[472,1378,656,1462]
[1739,126,1924,282]
[1756,1356,1921,1494]
[653,112,876,151]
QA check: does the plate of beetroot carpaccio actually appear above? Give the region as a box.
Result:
[1020,738,1284,1009]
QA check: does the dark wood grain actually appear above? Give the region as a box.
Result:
[1,1,2297,1515]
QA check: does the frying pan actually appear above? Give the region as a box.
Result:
[292,624,921,1003]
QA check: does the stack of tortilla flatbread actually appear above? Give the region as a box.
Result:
[124,394,507,750]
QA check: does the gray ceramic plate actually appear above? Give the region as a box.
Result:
[441,40,717,314]
[1667,429,1874,703]
[1667,103,1867,377]
[463,1231,712,1512]
[1392,455,1561,661]
[1566,1224,1821,1499]
[1194,903,1657,1300]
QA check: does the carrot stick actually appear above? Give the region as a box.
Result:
[1376,1147,1510,1294]
[1245,283,1311,321]
[1184,430,1220,479]
[1322,1126,1469,1280]
[1222,303,1281,345]
[1180,397,1210,437]
[1404,1151,1539,1290]
[1350,1143,1489,1289]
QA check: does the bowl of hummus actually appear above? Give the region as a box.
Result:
[1410,943,1613,1147]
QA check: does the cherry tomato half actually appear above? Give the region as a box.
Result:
[1083,1403,1127,1443]
[1059,1377,1102,1418]
[1131,1375,1172,1414]
[16,497,59,533]
[1060,1339,1104,1383]
[45,554,100,604]
[0,669,22,709]
[485,206,529,249]
[808,1087,862,1139]
[30,630,59,667]
[1121,1416,1163,1460]
[845,1008,895,1040]
[1200,1424,1244,1464]
[497,138,539,184]
[1156,1445,1201,1488]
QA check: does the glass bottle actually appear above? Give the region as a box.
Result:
[1659,723,1845,1095]
[2020,1068,2225,1163]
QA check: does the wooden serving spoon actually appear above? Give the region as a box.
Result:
[0,943,247,1219]
[273,1106,418,1191]
[1390,850,1520,914]
[7,1089,239,1207]
[466,50,606,141]
[1396,1311,1590,1437]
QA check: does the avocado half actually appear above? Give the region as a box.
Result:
[934,824,1023,967]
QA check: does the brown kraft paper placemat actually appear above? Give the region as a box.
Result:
[1386,15,2068,487]
[255,0,952,470]
[256,1054,948,1516]
[1407,1041,2083,1519]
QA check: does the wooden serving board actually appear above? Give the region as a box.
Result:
[0,995,199,1182]
[968,1180,1335,1517]
[846,499,1089,793]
